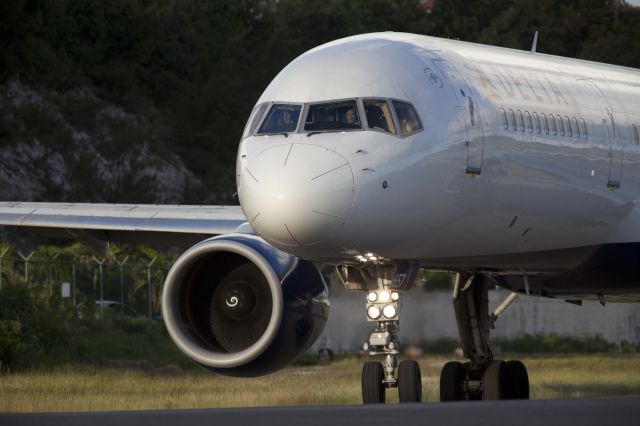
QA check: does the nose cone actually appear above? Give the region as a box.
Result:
[239,143,354,246]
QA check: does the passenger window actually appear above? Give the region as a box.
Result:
[304,100,361,132]
[571,117,580,138]
[541,113,549,134]
[556,115,564,136]
[525,111,533,133]
[243,103,268,138]
[509,109,516,130]
[564,116,572,137]
[392,100,423,137]
[549,114,557,135]
[364,99,396,135]
[517,110,524,132]
[634,124,639,145]
[258,104,301,134]
[580,118,588,139]
[533,112,541,133]
[501,108,508,130]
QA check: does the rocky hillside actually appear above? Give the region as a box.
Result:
[0,79,197,204]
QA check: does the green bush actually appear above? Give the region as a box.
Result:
[0,319,26,372]
[0,282,80,370]
[0,281,194,371]
[494,333,623,354]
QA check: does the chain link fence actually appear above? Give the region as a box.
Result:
[0,245,172,320]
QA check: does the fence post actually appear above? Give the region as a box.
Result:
[0,248,8,290]
[93,257,106,311]
[72,261,77,307]
[17,251,35,284]
[115,256,129,315]
[48,251,60,295]
[146,257,157,319]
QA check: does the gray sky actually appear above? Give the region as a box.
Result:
[627,0,640,5]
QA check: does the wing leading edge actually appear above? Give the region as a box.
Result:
[0,202,247,248]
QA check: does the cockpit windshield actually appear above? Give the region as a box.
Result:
[304,100,361,132]
[257,104,301,134]
[392,100,422,137]
[247,98,422,139]
[364,99,396,135]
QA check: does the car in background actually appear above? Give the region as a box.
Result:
[94,300,140,317]
[76,300,140,319]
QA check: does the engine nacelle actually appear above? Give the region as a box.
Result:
[162,233,329,376]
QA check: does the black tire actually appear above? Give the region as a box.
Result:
[482,360,506,400]
[504,360,529,399]
[440,361,466,401]
[362,362,385,404]
[398,360,422,403]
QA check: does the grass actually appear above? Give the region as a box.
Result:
[1,354,640,412]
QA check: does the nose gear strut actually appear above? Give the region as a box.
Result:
[336,261,421,404]
[361,287,422,403]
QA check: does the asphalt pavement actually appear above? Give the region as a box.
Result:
[2,395,639,426]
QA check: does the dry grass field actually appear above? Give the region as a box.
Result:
[1,354,640,412]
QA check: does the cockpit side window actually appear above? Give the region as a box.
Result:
[304,100,361,131]
[364,99,396,135]
[257,104,301,134]
[243,103,269,138]
[392,100,423,137]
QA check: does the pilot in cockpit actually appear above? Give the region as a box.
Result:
[277,110,295,129]
[343,109,358,127]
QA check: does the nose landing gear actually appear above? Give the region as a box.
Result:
[361,289,422,403]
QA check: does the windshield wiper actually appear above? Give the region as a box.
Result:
[307,131,321,137]
[279,132,289,138]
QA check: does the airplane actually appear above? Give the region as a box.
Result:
[1,32,640,403]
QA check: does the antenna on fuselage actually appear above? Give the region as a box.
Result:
[529,30,538,54]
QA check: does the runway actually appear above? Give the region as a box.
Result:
[2,396,639,426]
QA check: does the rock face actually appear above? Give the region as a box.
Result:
[0,80,198,204]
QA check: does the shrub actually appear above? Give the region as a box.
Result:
[0,320,26,372]
[495,333,618,354]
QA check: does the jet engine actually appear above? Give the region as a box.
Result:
[162,233,329,377]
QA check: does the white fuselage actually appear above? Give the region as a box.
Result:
[236,33,640,271]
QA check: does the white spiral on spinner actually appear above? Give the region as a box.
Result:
[226,296,239,308]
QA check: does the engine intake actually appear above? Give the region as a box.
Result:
[162,234,329,376]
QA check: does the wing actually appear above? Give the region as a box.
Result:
[0,202,247,248]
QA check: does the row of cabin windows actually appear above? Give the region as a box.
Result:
[500,108,588,140]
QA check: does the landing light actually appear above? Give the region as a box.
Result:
[367,305,382,320]
[391,291,400,301]
[367,291,377,302]
[379,290,391,303]
[382,304,397,319]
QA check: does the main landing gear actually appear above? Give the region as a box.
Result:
[361,288,422,403]
[440,274,530,401]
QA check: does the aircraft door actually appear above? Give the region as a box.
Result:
[431,58,484,175]
[578,79,623,189]
[604,111,623,189]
